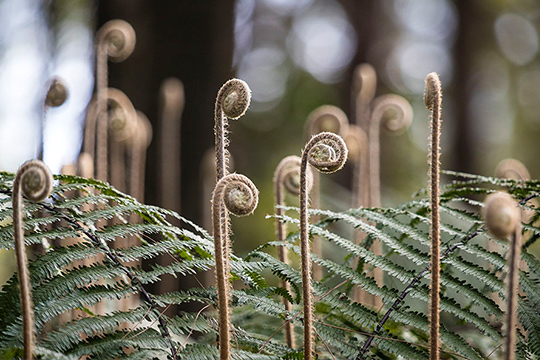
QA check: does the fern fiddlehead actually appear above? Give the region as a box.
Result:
[214,79,251,182]
[495,158,531,180]
[39,77,69,161]
[95,20,136,181]
[368,94,413,207]
[425,72,442,360]
[484,192,521,360]
[212,174,259,359]
[305,106,348,281]
[300,132,347,359]
[13,160,54,360]
[274,156,313,348]
[352,63,377,131]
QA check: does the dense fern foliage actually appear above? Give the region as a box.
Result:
[0,170,539,359]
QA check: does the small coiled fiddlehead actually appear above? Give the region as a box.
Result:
[214,79,251,182]
[94,20,136,181]
[368,94,413,207]
[12,160,54,360]
[424,72,442,360]
[300,132,347,360]
[273,156,313,349]
[483,192,521,360]
[212,173,258,359]
[40,77,69,161]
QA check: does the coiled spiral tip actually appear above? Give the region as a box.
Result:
[17,160,54,202]
[217,79,252,120]
[97,19,136,62]
[45,78,68,107]
[483,192,521,239]
[353,63,377,103]
[372,94,413,135]
[424,72,442,111]
[495,158,530,180]
[306,105,349,137]
[306,132,348,174]
[275,156,313,196]
[221,173,259,217]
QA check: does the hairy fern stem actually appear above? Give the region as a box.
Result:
[300,132,347,359]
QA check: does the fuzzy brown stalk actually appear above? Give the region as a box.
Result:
[305,106,349,281]
[214,79,251,182]
[352,63,377,131]
[274,156,313,349]
[159,78,184,212]
[424,72,442,360]
[95,20,136,181]
[483,192,521,360]
[39,77,69,161]
[212,173,259,359]
[300,132,347,359]
[13,160,54,360]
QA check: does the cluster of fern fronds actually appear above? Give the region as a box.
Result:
[0,165,538,359]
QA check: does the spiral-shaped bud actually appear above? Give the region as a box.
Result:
[371,94,413,135]
[275,156,313,199]
[214,79,252,182]
[96,19,136,63]
[495,158,530,181]
[353,63,377,108]
[12,160,54,360]
[107,88,138,142]
[305,105,349,137]
[305,132,348,174]
[216,79,251,120]
[45,78,68,107]
[212,173,258,359]
[483,192,521,239]
[18,160,54,202]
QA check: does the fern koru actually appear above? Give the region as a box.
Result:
[0,169,539,359]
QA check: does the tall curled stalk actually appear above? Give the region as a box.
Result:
[300,132,347,360]
[483,192,521,360]
[212,174,259,359]
[13,160,54,360]
[159,77,184,213]
[368,94,413,207]
[273,156,313,349]
[424,72,442,360]
[95,19,136,181]
[352,63,377,131]
[39,77,68,161]
[214,79,251,181]
[305,105,349,280]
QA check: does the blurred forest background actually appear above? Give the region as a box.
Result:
[0,0,539,292]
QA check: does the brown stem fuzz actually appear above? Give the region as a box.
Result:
[300,132,347,360]
[212,173,258,359]
[424,72,442,360]
[13,160,54,360]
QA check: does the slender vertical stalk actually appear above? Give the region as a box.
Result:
[300,132,347,360]
[483,192,521,360]
[159,77,184,212]
[274,156,313,349]
[128,111,152,202]
[95,20,136,181]
[212,174,259,360]
[214,79,251,182]
[305,106,349,281]
[12,160,54,360]
[424,72,442,360]
[352,63,377,132]
[40,77,68,161]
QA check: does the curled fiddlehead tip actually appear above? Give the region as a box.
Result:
[343,125,367,163]
[17,160,54,202]
[97,19,136,62]
[353,63,377,102]
[275,156,313,196]
[221,173,259,217]
[160,77,185,114]
[424,72,442,112]
[306,105,349,137]
[106,88,138,142]
[495,158,530,180]
[483,192,521,239]
[217,79,252,120]
[372,94,413,135]
[306,132,348,174]
[45,78,68,107]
